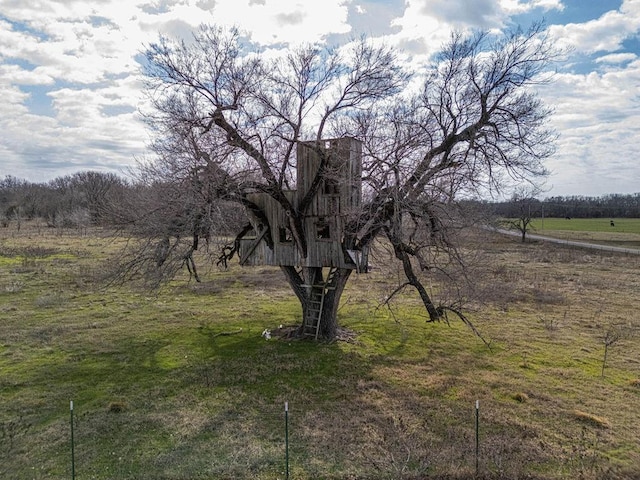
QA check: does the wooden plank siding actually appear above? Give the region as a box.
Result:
[238,137,367,270]
[296,137,362,216]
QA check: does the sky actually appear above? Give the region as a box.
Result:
[0,0,639,198]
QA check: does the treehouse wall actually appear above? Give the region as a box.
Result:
[239,137,367,270]
[239,191,296,267]
[297,137,362,216]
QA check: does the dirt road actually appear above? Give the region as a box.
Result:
[493,228,640,255]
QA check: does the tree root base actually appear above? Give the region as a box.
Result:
[270,325,359,343]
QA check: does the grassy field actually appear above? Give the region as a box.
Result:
[1,223,640,479]
[531,217,640,248]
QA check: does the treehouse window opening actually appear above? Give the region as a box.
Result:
[279,226,293,243]
[315,218,331,240]
[323,177,340,195]
[245,223,264,240]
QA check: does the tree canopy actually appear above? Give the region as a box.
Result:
[133,22,558,339]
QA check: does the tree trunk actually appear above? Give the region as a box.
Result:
[281,266,352,339]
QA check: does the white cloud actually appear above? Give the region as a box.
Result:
[0,64,55,86]
[0,0,355,181]
[536,59,640,195]
[129,0,353,45]
[387,0,564,60]
[548,4,640,54]
[500,0,563,15]
[388,1,458,59]
[0,84,30,112]
[0,0,639,197]
[595,52,637,64]
[413,0,503,28]
[209,0,352,45]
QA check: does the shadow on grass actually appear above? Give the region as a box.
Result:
[3,318,624,480]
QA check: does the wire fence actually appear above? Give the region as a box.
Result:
[55,398,539,480]
[2,398,618,479]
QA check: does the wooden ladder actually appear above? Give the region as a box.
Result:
[304,267,338,339]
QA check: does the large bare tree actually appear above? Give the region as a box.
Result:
[135,23,557,339]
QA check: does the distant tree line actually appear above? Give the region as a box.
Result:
[4,172,639,234]
[486,193,640,219]
[0,172,128,230]
[0,172,243,235]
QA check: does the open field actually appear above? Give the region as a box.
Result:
[531,217,640,249]
[1,224,640,479]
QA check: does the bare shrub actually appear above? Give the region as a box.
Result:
[600,322,636,378]
[532,287,566,305]
[34,294,65,309]
[539,309,568,332]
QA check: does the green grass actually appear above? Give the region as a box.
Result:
[515,217,640,248]
[533,217,640,234]
[1,224,640,478]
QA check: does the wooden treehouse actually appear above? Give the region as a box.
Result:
[238,137,369,338]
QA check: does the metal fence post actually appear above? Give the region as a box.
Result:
[70,400,75,480]
[285,401,289,480]
[475,399,479,477]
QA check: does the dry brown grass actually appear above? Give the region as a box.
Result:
[573,410,611,429]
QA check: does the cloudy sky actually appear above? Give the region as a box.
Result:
[1,0,638,197]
